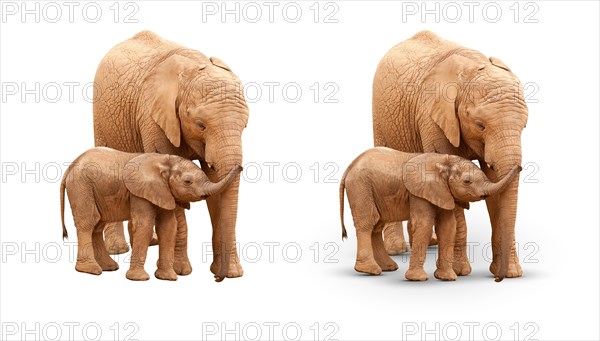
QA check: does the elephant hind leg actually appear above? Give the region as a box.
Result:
[383,222,409,255]
[72,203,102,275]
[104,222,130,255]
[92,222,119,271]
[372,222,398,272]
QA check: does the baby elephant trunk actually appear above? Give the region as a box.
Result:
[482,165,522,197]
[202,165,243,197]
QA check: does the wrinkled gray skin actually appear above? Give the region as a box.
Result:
[93,31,249,281]
[373,31,528,281]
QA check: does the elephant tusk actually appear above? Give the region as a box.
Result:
[207,163,214,169]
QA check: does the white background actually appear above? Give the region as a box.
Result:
[1,1,598,340]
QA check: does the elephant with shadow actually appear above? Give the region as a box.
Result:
[372,31,528,281]
[93,31,249,280]
[339,148,520,281]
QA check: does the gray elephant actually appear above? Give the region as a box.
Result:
[93,31,249,280]
[372,31,528,280]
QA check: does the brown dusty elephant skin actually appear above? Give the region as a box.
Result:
[339,148,520,281]
[93,31,249,281]
[60,147,241,281]
[372,31,528,281]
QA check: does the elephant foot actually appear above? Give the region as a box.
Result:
[489,261,523,278]
[210,256,244,278]
[384,238,408,255]
[377,259,399,272]
[155,268,178,281]
[106,241,130,255]
[434,268,457,281]
[429,232,438,246]
[405,268,428,281]
[173,258,193,276]
[453,260,472,276]
[126,268,150,281]
[75,261,102,275]
[354,260,382,275]
[149,232,159,246]
[98,258,119,272]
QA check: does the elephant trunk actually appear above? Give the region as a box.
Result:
[202,165,242,197]
[205,129,243,282]
[482,165,521,197]
[484,132,522,282]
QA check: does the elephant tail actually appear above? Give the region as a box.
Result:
[339,166,350,241]
[60,165,71,240]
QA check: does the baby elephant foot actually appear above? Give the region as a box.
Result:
[173,258,192,276]
[75,261,102,275]
[355,260,382,275]
[384,238,408,255]
[453,260,472,276]
[405,268,428,281]
[155,268,178,281]
[379,260,399,272]
[210,257,244,278]
[98,259,119,272]
[434,268,457,281]
[106,242,130,255]
[126,268,150,281]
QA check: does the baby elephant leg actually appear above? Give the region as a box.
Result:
[92,222,119,271]
[354,225,382,275]
[434,210,457,281]
[372,223,398,271]
[406,197,435,281]
[383,222,408,255]
[155,210,178,281]
[126,198,157,281]
[452,207,472,276]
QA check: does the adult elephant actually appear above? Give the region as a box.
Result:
[93,31,249,280]
[372,31,527,281]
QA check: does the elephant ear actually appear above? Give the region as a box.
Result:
[489,56,511,72]
[403,154,456,211]
[124,154,176,210]
[210,56,231,71]
[423,54,472,148]
[142,54,199,148]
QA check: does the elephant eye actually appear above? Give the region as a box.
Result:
[196,121,206,132]
[184,179,193,186]
[475,120,485,131]
[463,178,472,185]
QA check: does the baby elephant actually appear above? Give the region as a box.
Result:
[339,147,520,281]
[60,147,241,281]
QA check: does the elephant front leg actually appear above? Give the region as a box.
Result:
[155,210,178,281]
[104,222,130,255]
[452,208,472,276]
[434,210,457,281]
[126,199,156,281]
[382,222,408,255]
[405,197,435,281]
[172,207,192,276]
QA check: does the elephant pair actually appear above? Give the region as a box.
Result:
[60,148,241,281]
[88,30,527,282]
[339,148,521,281]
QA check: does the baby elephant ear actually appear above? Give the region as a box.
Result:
[210,56,231,71]
[124,154,176,210]
[403,154,456,211]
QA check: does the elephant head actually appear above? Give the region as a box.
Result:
[140,53,249,281]
[123,154,242,209]
[403,154,521,210]
[422,54,528,281]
